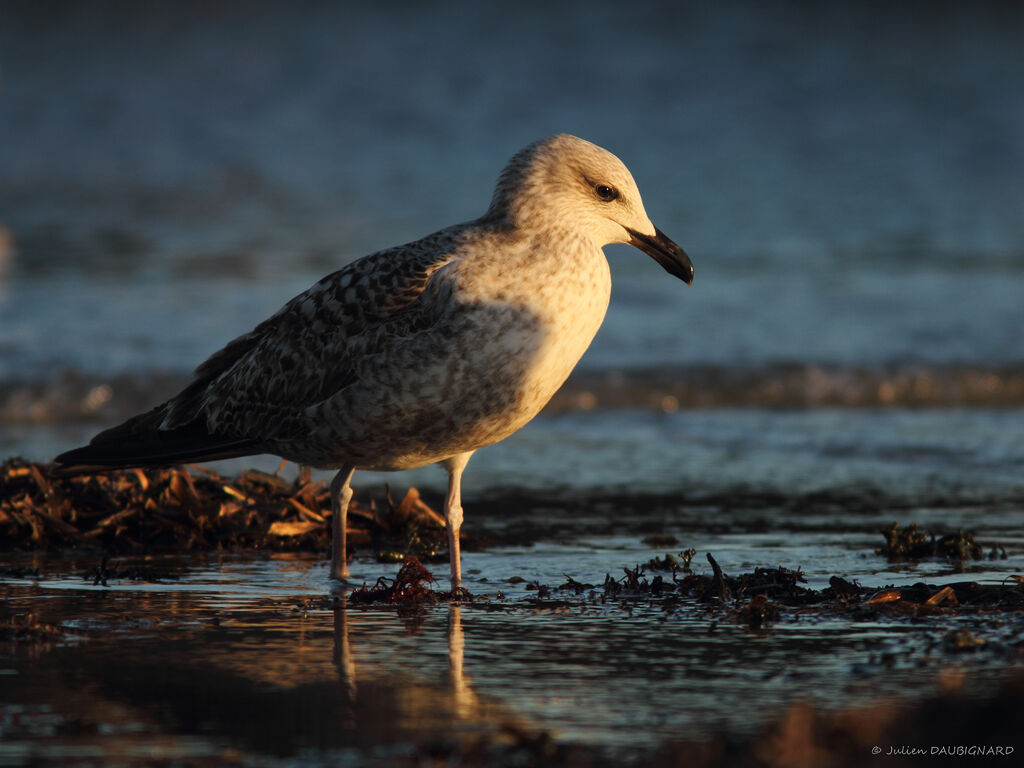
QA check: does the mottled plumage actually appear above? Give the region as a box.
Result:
[54,134,694,590]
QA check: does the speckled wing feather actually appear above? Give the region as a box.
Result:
[54,228,465,472]
[171,228,466,437]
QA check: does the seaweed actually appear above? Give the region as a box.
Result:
[877,522,1006,562]
[0,457,445,562]
[348,556,445,604]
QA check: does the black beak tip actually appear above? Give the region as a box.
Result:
[680,261,694,285]
[629,227,694,285]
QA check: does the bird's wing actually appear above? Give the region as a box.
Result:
[52,229,466,474]
[168,229,465,440]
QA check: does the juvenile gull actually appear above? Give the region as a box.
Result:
[54,134,694,590]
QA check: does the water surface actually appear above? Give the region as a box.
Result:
[4,533,1022,766]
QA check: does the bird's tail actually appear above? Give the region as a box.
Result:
[52,406,262,476]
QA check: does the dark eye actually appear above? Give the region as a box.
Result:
[595,184,619,202]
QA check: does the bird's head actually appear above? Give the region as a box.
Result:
[486,134,693,284]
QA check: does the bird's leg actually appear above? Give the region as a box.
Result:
[330,467,356,581]
[442,452,473,594]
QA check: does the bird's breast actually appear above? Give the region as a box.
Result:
[444,246,611,439]
[309,245,612,471]
[511,255,612,402]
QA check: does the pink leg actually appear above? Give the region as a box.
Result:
[330,467,356,581]
[442,452,472,593]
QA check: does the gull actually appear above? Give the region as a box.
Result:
[53,134,694,591]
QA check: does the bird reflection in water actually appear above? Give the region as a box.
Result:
[331,597,479,726]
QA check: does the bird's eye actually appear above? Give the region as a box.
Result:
[595,184,619,202]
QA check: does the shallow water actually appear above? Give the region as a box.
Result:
[3,529,1022,766]
[8,408,1024,507]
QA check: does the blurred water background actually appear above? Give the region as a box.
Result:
[2,0,1023,502]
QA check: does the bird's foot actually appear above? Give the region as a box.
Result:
[447,585,472,602]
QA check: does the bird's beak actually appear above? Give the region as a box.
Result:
[627,227,694,284]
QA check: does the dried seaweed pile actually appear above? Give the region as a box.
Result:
[508,552,1024,630]
[0,457,445,555]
